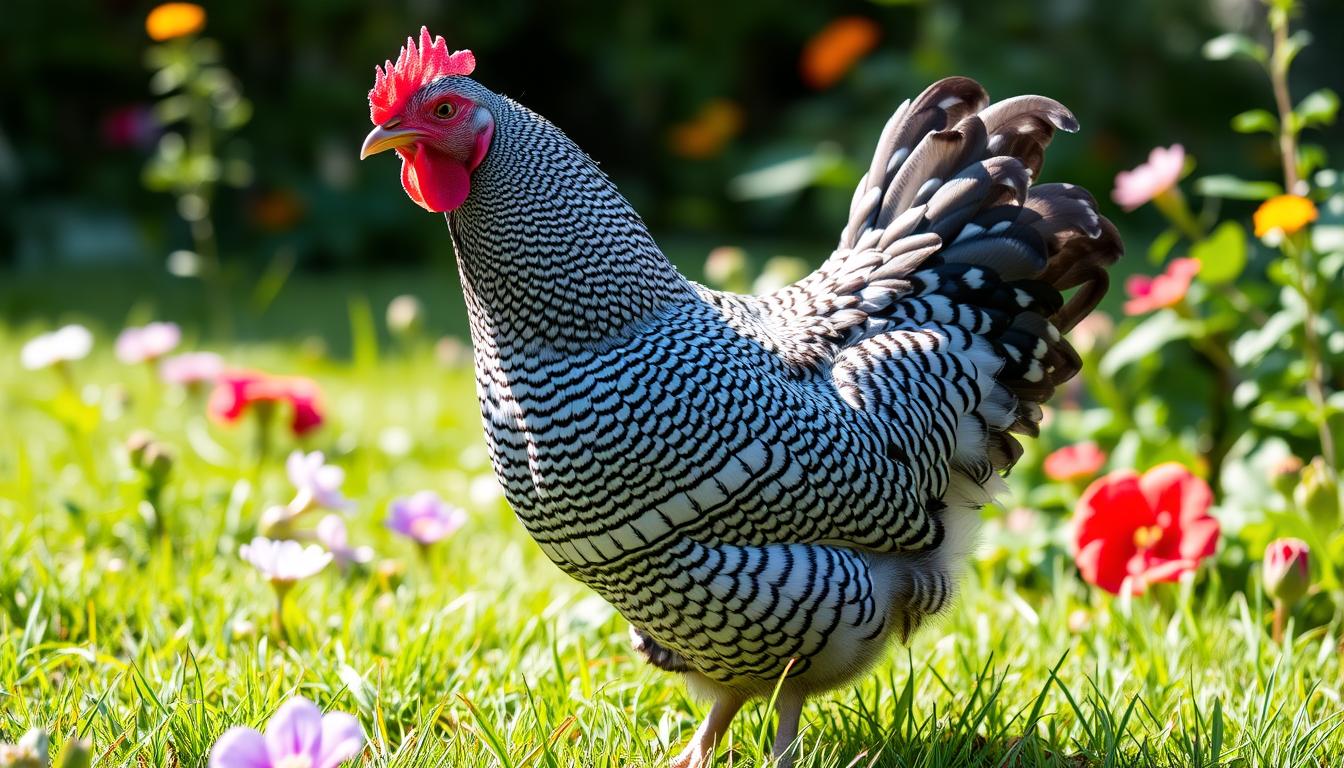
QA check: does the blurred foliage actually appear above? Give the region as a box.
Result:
[0,0,1340,286]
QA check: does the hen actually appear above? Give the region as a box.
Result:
[361,28,1121,768]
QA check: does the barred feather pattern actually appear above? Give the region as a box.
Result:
[441,76,1120,694]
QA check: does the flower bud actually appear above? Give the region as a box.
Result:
[126,430,155,467]
[1263,537,1310,606]
[1294,456,1339,530]
[386,295,424,337]
[1271,455,1304,498]
[142,442,174,487]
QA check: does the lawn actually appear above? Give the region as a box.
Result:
[1,329,1339,768]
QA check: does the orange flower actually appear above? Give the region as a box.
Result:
[250,189,306,232]
[668,99,744,159]
[1253,194,1318,238]
[801,17,881,89]
[146,3,205,41]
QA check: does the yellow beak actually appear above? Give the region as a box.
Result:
[360,124,423,159]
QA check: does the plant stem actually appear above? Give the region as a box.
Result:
[1266,6,1336,475]
[1272,599,1285,645]
[1284,237,1338,471]
[1267,7,1301,194]
[272,585,290,645]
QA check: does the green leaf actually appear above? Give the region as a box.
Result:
[1298,143,1328,178]
[1190,221,1247,284]
[1099,310,1196,377]
[1231,308,1301,367]
[1194,174,1283,200]
[1231,109,1278,135]
[1202,33,1267,62]
[1281,30,1312,71]
[1295,88,1340,130]
[1147,228,1181,265]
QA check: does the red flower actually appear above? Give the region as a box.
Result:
[1044,442,1107,482]
[1123,257,1199,315]
[1073,463,1219,595]
[208,369,325,436]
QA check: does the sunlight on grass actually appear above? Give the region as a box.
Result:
[0,340,1339,767]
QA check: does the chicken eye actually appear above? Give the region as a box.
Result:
[434,101,456,119]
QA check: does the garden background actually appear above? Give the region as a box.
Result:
[2,0,1343,766]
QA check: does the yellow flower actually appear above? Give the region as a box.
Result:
[146,3,206,41]
[1253,194,1318,238]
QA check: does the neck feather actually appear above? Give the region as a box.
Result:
[448,96,694,354]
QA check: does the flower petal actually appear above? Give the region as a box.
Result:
[1074,470,1153,550]
[265,697,324,761]
[1139,462,1212,523]
[209,727,271,768]
[1177,516,1220,561]
[1075,538,1133,595]
[1137,557,1196,585]
[315,712,365,768]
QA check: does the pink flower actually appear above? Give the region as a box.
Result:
[317,515,374,568]
[1073,463,1220,596]
[1123,257,1200,316]
[160,351,225,386]
[385,491,466,546]
[209,696,363,768]
[1112,144,1184,212]
[116,322,181,364]
[1044,442,1107,482]
[1263,537,1310,605]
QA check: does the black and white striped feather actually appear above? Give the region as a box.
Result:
[440,75,1121,694]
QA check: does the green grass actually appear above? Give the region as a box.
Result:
[0,328,1340,767]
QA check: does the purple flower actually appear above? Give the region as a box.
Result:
[385,491,466,545]
[317,515,374,568]
[240,537,332,585]
[287,451,352,513]
[160,351,225,386]
[21,325,93,370]
[116,322,182,364]
[209,696,364,768]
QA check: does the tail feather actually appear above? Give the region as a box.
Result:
[806,77,1122,475]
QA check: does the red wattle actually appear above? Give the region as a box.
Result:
[398,145,470,213]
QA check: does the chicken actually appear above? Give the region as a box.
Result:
[360,28,1121,768]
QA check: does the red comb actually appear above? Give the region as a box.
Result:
[369,27,476,124]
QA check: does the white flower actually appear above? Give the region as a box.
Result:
[317,514,374,567]
[386,294,424,335]
[115,321,181,364]
[286,450,352,513]
[239,537,331,584]
[21,325,93,370]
